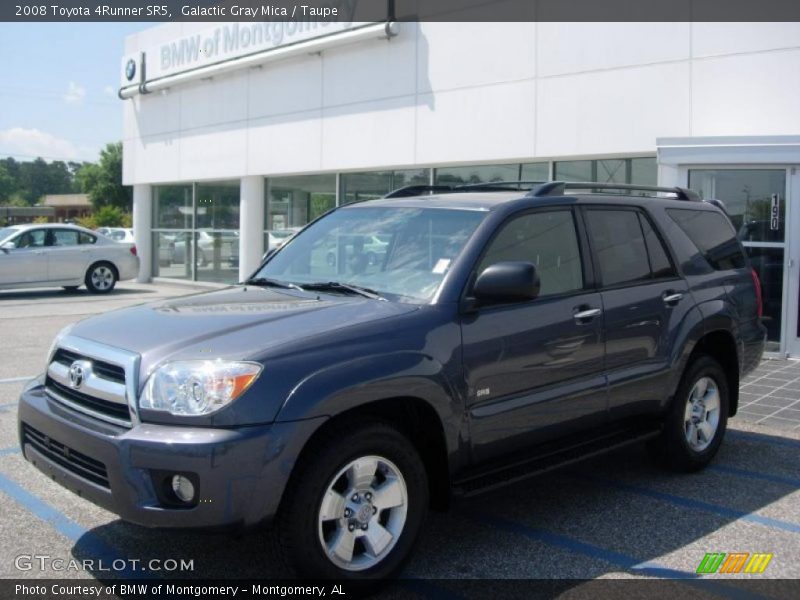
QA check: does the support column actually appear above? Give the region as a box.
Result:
[132,184,152,283]
[239,176,265,281]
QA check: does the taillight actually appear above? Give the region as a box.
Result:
[751,268,763,318]
[130,245,137,256]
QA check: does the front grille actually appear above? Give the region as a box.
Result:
[23,424,109,488]
[46,377,131,424]
[52,348,125,384]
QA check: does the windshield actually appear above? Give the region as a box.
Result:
[253,206,486,302]
[0,227,19,243]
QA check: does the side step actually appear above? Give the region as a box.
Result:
[452,423,661,497]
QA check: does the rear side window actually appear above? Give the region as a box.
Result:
[52,230,79,246]
[478,210,584,297]
[667,209,746,271]
[584,210,651,286]
[638,213,676,279]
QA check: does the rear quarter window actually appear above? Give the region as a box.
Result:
[667,209,746,271]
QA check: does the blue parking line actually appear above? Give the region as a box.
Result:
[467,511,766,600]
[0,471,141,578]
[577,474,800,534]
[0,446,20,457]
[709,464,800,488]
[0,401,19,410]
[728,430,800,449]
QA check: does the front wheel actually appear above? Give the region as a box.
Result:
[276,421,428,580]
[649,355,729,472]
[84,262,117,294]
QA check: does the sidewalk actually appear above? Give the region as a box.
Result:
[738,358,800,431]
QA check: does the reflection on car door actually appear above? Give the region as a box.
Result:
[583,207,691,419]
[47,229,87,282]
[0,229,48,285]
[461,208,607,464]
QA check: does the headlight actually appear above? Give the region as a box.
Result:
[139,360,262,416]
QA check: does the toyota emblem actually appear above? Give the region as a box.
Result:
[68,362,86,388]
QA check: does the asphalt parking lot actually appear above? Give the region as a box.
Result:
[0,282,799,595]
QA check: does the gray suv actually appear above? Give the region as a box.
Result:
[18,181,765,580]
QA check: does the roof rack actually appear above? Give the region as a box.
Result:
[381,180,702,202]
[454,180,547,192]
[383,185,454,198]
[528,181,701,201]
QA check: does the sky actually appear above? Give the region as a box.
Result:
[0,23,148,164]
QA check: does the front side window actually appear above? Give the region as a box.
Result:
[667,209,746,271]
[254,207,485,302]
[585,210,651,287]
[12,229,46,248]
[477,210,584,297]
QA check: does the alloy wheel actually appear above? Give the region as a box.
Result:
[317,455,408,572]
[684,376,721,452]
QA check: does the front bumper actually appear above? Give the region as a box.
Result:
[18,378,325,529]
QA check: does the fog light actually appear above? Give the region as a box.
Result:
[171,474,195,503]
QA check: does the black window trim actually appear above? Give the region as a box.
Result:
[461,205,595,310]
[581,205,683,293]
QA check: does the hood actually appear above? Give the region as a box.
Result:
[69,286,418,372]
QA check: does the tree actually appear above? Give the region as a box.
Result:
[0,163,15,201]
[78,205,130,230]
[76,142,131,210]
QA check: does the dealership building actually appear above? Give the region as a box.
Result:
[120,21,800,356]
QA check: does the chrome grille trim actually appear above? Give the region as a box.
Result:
[45,335,141,428]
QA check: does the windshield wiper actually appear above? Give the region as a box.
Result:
[244,277,304,292]
[299,281,386,301]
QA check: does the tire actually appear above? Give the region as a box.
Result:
[84,262,118,294]
[276,420,428,580]
[649,355,729,472]
[62,286,80,292]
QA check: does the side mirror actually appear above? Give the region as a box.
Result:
[473,261,540,304]
[1,241,14,251]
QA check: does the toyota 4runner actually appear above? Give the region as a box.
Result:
[18,181,765,579]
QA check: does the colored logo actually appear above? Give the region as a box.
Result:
[125,58,136,81]
[696,552,773,574]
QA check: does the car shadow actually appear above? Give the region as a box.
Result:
[0,287,155,300]
[73,427,799,590]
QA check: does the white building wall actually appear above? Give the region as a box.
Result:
[122,22,800,185]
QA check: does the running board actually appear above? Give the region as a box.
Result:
[453,424,660,497]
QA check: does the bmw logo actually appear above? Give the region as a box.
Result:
[125,58,136,81]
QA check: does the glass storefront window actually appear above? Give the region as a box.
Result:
[340,169,430,204]
[689,169,786,243]
[195,181,240,230]
[266,174,336,232]
[554,158,657,186]
[747,247,784,344]
[435,164,519,185]
[520,162,549,181]
[154,185,193,229]
[152,231,192,280]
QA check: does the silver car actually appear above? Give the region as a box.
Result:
[0,224,139,293]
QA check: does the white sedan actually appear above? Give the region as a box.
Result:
[0,224,139,293]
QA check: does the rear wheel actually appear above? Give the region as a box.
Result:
[276,421,428,580]
[84,262,117,294]
[649,355,729,472]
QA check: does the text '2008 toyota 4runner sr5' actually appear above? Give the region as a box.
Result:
[19,181,765,579]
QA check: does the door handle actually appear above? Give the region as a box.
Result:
[662,292,683,306]
[574,307,601,322]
